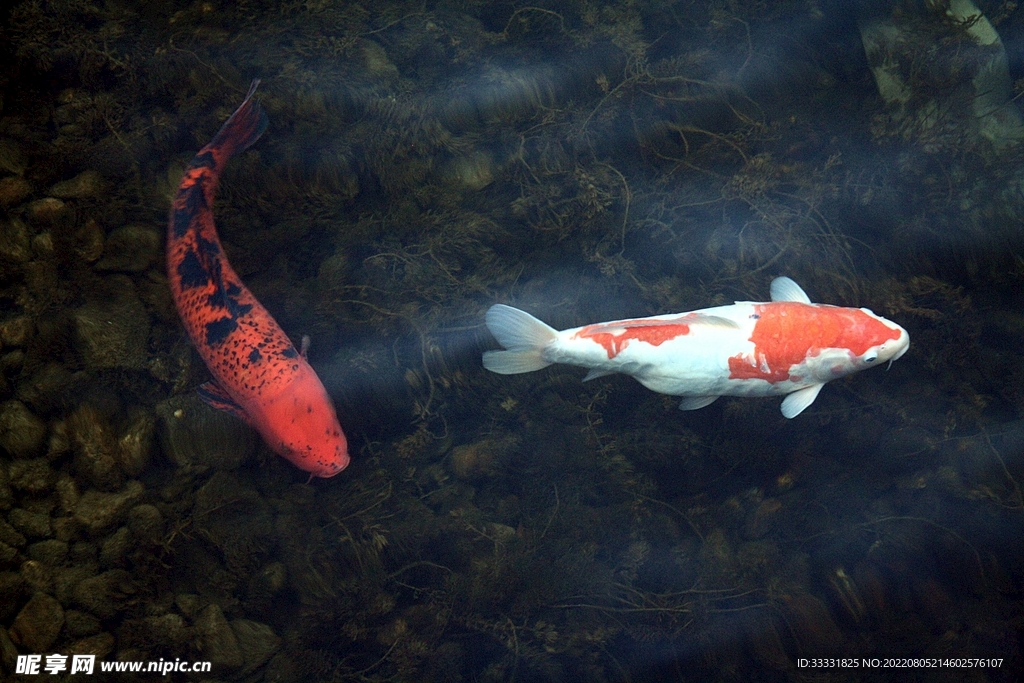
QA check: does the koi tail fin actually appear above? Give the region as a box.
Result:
[482,304,557,374]
[204,79,269,164]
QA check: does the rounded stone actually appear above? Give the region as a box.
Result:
[8,509,52,539]
[127,504,164,545]
[0,400,48,458]
[0,218,30,263]
[10,591,64,651]
[0,177,32,207]
[0,316,34,347]
[8,458,54,493]
[155,394,255,471]
[72,278,150,370]
[26,539,68,566]
[73,480,145,535]
[64,609,102,637]
[72,568,133,619]
[48,170,106,200]
[94,224,160,272]
[26,198,72,226]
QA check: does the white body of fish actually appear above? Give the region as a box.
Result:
[483,278,909,418]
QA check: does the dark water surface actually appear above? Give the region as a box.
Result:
[1,0,1023,681]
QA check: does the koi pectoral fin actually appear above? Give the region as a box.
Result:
[197,381,252,425]
[678,395,719,411]
[780,384,824,418]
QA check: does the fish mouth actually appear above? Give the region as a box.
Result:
[886,331,910,367]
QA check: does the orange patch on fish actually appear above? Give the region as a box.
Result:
[728,302,902,383]
[574,317,694,358]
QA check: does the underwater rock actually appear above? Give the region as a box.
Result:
[0,217,32,263]
[231,619,282,677]
[0,517,26,548]
[127,504,164,545]
[0,399,48,458]
[263,652,300,682]
[99,526,130,568]
[31,232,54,259]
[18,560,53,594]
[72,278,150,370]
[0,177,32,207]
[782,593,846,656]
[118,613,190,653]
[195,603,243,672]
[53,565,96,607]
[65,632,115,659]
[55,474,80,515]
[69,404,126,491]
[0,140,26,176]
[10,591,64,651]
[17,362,78,414]
[72,568,134,619]
[115,410,155,477]
[155,393,255,471]
[94,224,160,272]
[0,467,12,510]
[0,315,34,347]
[743,497,782,540]
[247,561,285,601]
[0,571,27,621]
[0,541,19,567]
[0,350,24,378]
[10,595,61,658]
[8,508,52,539]
[8,458,54,494]
[194,471,273,574]
[26,539,68,567]
[26,198,72,228]
[64,609,102,638]
[48,169,106,200]
[71,407,153,489]
[72,218,105,263]
[73,480,145,535]
[175,593,200,619]
[0,628,16,676]
[449,435,519,480]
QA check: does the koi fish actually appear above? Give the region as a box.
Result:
[483,277,909,418]
[167,80,349,477]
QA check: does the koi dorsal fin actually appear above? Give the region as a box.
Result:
[770,277,812,304]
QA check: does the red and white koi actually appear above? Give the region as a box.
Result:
[167,81,349,477]
[483,277,909,418]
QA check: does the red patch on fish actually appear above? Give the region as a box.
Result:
[728,302,901,383]
[166,80,349,478]
[574,316,695,358]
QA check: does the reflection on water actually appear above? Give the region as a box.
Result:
[1,0,1023,681]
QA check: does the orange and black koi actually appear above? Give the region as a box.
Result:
[167,80,349,477]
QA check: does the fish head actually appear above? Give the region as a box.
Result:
[264,378,351,478]
[806,307,909,382]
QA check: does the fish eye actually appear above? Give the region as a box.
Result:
[864,355,877,363]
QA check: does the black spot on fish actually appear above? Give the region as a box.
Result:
[229,300,252,319]
[249,347,262,363]
[177,248,210,289]
[205,317,238,346]
[282,347,298,359]
[172,183,208,238]
[226,282,241,296]
[196,234,220,260]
